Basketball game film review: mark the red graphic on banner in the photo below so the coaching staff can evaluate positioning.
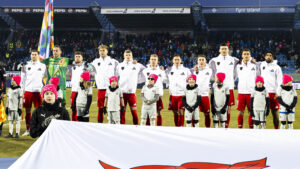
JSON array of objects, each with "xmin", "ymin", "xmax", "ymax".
[{"xmin": 99, "ymin": 158, "xmax": 268, "ymax": 169}]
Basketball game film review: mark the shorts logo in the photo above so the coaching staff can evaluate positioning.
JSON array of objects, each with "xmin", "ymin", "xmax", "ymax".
[
  {"xmin": 240, "ymin": 67, "xmax": 243, "ymax": 70},
  {"xmin": 170, "ymin": 72, "xmax": 174, "ymax": 75},
  {"xmin": 217, "ymin": 62, "xmax": 220, "ymax": 66},
  {"xmin": 121, "ymin": 67, "xmax": 124, "ymax": 70},
  {"xmin": 98, "ymin": 62, "xmax": 101, "ymax": 66}
]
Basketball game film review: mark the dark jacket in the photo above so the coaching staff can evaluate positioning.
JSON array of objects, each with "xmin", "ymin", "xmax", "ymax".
[
  {"xmin": 30, "ymin": 100, "xmax": 70, "ymax": 138},
  {"xmin": 0, "ymin": 65, "xmax": 6, "ymax": 95}
]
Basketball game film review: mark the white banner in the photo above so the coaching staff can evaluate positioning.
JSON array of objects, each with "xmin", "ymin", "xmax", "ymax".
[
  {"xmin": 101, "ymin": 8, "xmax": 190, "ymax": 14},
  {"xmin": 9, "ymin": 120, "xmax": 300, "ymax": 169}
]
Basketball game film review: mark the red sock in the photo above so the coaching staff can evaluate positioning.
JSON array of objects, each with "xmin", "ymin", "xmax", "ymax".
[
  {"xmin": 72, "ymin": 110, "xmax": 77, "ymax": 121},
  {"xmin": 146, "ymin": 117, "xmax": 150, "ymax": 126},
  {"xmin": 131, "ymin": 109, "xmax": 139, "ymax": 125},
  {"xmin": 157, "ymin": 114, "xmax": 162, "ymax": 126},
  {"xmin": 121, "ymin": 108, "xmax": 126, "ymax": 124},
  {"xmin": 174, "ymin": 114, "xmax": 179, "ymax": 126},
  {"xmin": 238, "ymin": 114, "xmax": 244, "ymax": 128},
  {"xmin": 274, "ymin": 125, "xmax": 279, "ymax": 129},
  {"xmin": 248, "ymin": 116, "xmax": 254, "ymax": 129},
  {"xmin": 180, "ymin": 115, "xmax": 185, "ymax": 126},
  {"xmin": 98, "ymin": 108, "xmax": 104, "ymax": 123},
  {"xmin": 226, "ymin": 113, "xmax": 230, "ymax": 128},
  {"xmin": 204, "ymin": 113, "xmax": 211, "ymax": 128},
  {"xmin": 25, "ymin": 113, "xmax": 31, "ymax": 131}
]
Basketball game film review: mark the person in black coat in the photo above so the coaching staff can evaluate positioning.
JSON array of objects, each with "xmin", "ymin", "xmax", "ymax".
[
  {"xmin": 0, "ymin": 62, "xmax": 6, "ymax": 136},
  {"xmin": 30, "ymin": 84, "xmax": 70, "ymax": 138}
]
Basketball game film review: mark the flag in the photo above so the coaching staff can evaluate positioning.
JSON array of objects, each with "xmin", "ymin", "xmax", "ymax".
[
  {"xmin": 8, "ymin": 120, "xmax": 300, "ymax": 169},
  {"xmin": 38, "ymin": 0, "xmax": 54, "ymax": 60}
]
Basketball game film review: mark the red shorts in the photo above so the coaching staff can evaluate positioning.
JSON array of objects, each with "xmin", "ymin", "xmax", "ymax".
[
  {"xmin": 123, "ymin": 93, "xmax": 137, "ymax": 107},
  {"xmin": 70, "ymin": 92, "xmax": 77, "ymax": 107},
  {"xmin": 97, "ymin": 89, "xmax": 106, "ymax": 107},
  {"xmin": 199, "ymin": 96, "xmax": 210, "ymax": 114},
  {"xmin": 168, "ymin": 95, "xmax": 184, "ymax": 110},
  {"xmin": 236, "ymin": 94, "xmax": 251, "ymax": 111},
  {"xmin": 228, "ymin": 89, "xmax": 235, "ymax": 106},
  {"xmin": 23, "ymin": 92, "xmax": 42, "ymax": 109},
  {"xmin": 268, "ymin": 93, "xmax": 280, "ymax": 110},
  {"xmin": 157, "ymin": 97, "xmax": 164, "ymax": 111}
]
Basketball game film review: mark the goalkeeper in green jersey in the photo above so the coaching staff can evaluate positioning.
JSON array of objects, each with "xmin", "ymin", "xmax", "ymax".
[{"xmin": 41, "ymin": 45, "xmax": 71, "ymax": 107}]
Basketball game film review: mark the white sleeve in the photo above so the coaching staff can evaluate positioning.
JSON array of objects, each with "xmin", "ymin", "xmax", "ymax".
[
  {"xmin": 276, "ymin": 66, "xmax": 283, "ymax": 90},
  {"xmin": 20, "ymin": 64, "xmax": 26, "ymax": 92},
  {"xmin": 88, "ymin": 87, "xmax": 93, "ymax": 95}
]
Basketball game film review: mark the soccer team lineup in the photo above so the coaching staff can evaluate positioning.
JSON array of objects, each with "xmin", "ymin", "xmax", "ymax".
[{"xmin": 0, "ymin": 43, "xmax": 298, "ymax": 140}]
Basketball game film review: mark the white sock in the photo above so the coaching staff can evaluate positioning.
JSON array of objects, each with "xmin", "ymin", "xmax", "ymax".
[
  {"xmin": 150, "ymin": 119, "xmax": 156, "ymax": 126},
  {"xmin": 16, "ymin": 119, "xmax": 20, "ymax": 134},
  {"xmin": 141, "ymin": 119, "xmax": 146, "ymax": 126},
  {"xmin": 194, "ymin": 123, "xmax": 199, "ymax": 128},
  {"xmin": 115, "ymin": 121, "xmax": 120, "ymax": 125},
  {"xmin": 220, "ymin": 122, "xmax": 226, "ymax": 128},
  {"xmin": 9, "ymin": 120, "xmax": 13, "ymax": 135},
  {"xmin": 213, "ymin": 122, "xmax": 218, "ymax": 128},
  {"xmin": 108, "ymin": 120, "xmax": 112, "ymax": 124},
  {"xmin": 254, "ymin": 125, "xmax": 259, "ymax": 129},
  {"xmin": 186, "ymin": 123, "xmax": 192, "ymax": 127},
  {"xmin": 280, "ymin": 124, "xmax": 286, "ymax": 129},
  {"xmin": 288, "ymin": 123, "xmax": 293, "ymax": 130},
  {"xmin": 261, "ymin": 123, "xmax": 266, "ymax": 129}
]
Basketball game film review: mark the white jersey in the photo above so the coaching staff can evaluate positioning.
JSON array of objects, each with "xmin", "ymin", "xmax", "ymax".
[
  {"xmin": 211, "ymin": 83, "xmax": 230, "ymax": 111},
  {"xmin": 167, "ymin": 65, "xmax": 191, "ymax": 96},
  {"xmin": 251, "ymin": 88, "xmax": 268, "ymax": 111},
  {"xmin": 76, "ymin": 86, "xmax": 93, "ymax": 108},
  {"xmin": 142, "ymin": 65, "xmax": 167, "ymax": 96},
  {"xmin": 91, "ymin": 56, "xmax": 118, "ymax": 90},
  {"xmin": 69, "ymin": 62, "xmax": 90, "ymax": 92},
  {"xmin": 193, "ymin": 65, "xmax": 212, "ymax": 96},
  {"xmin": 105, "ymin": 87, "xmax": 123, "ymax": 112},
  {"xmin": 7, "ymin": 87, "xmax": 22, "ymax": 111},
  {"xmin": 20, "ymin": 61, "xmax": 47, "ymax": 93},
  {"xmin": 141, "ymin": 85, "xmax": 159, "ymax": 111},
  {"xmin": 259, "ymin": 60, "xmax": 282, "ymax": 93},
  {"xmin": 235, "ymin": 60, "xmax": 259, "ymax": 94},
  {"xmin": 277, "ymin": 86, "xmax": 297, "ymax": 112},
  {"xmin": 117, "ymin": 61, "xmax": 145, "ymax": 94},
  {"xmin": 209, "ymin": 54, "xmax": 239, "ymax": 90},
  {"xmin": 184, "ymin": 85, "xmax": 200, "ymax": 107}
]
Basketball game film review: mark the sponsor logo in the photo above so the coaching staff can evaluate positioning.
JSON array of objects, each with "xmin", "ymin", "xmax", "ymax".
[{"xmin": 99, "ymin": 158, "xmax": 268, "ymax": 169}]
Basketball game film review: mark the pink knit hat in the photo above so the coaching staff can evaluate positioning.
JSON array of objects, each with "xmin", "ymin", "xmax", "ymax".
[
  {"xmin": 255, "ymin": 75, "xmax": 264, "ymax": 85},
  {"xmin": 81, "ymin": 72, "xmax": 90, "ymax": 81},
  {"xmin": 216, "ymin": 72, "xmax": 226, "ymax": 83},
  {"xmin": 12, "ymin": 76, "xmax": 21, "ymax": 86},
  {"xmin": 282, "ymin": 74, "xmax": 293, "ymax": 85},
  {"xmin": 187, "ymin": 74, "xmax": 197, "ymax": 83},
  {"xmin": 109, "ymin": 76, "xmax": 118, "ymax": 84},
  {"xmin": 148, "ymin": 74, "xmax": 158, "ymax": 84},
  {"xmin": 49, "ymin": 77, "xmax": 60, "ymax": 88},
  {"xmin": 42, "ymin": 84, "xmax": 57, "ymax": 99}
]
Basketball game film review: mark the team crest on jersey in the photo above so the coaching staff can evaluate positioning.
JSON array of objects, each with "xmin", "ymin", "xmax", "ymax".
[
  {"xmin": 181, "ymin": 72, "xmax": 185, "ymax": 75},
  {"xmin": 158, "ymin": 74, "xmax": 161, "ymax": 77},
  {"xmin": 217, "ymin": 62, "xmax": 220, "ymax": 65},
  {"xmin": 98, "ymin": 62, "xmax": 101, "ymax": 66},
  {"xmin": 132, "ymin": 67, "xmax": 136, "ymax": 70},
  {"xmin": 229, "ymin": 62, "xmax": 233, "ymax": 65},
  {"xmin": 38, "ymin": 68, "xmax": 42, "ymax": 71},
  {"xmin": 270, "ymin": 69, "xmax": 274, "ymax": 72},
  {"xmin": 147, "ymin": 72, "xmax": 150, "ymax": 76},
  {"xmin": 240, "ymin": 67, "xmax": 243, "ymax": 70},
  {"xmin": 263, "ymin": 66, "xmax": 265, "ymax": 70},
  {"xmin": 121, "ymin": 67, "xmax": 124, "ymax": 70},
  {"xmin": 170, "ymin": 72, "xmax": 174, "ymax": 75},
  {"xmin": 28, "ymin": 67, "xmax": 31, "ymax": 71},
  {"xmin": 196, "ymin": 71, "xmax": 199, "ymax": 75},
  {"xmin": 73, "ymin": 67, "xmax": 76, "ymax": 70}
]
